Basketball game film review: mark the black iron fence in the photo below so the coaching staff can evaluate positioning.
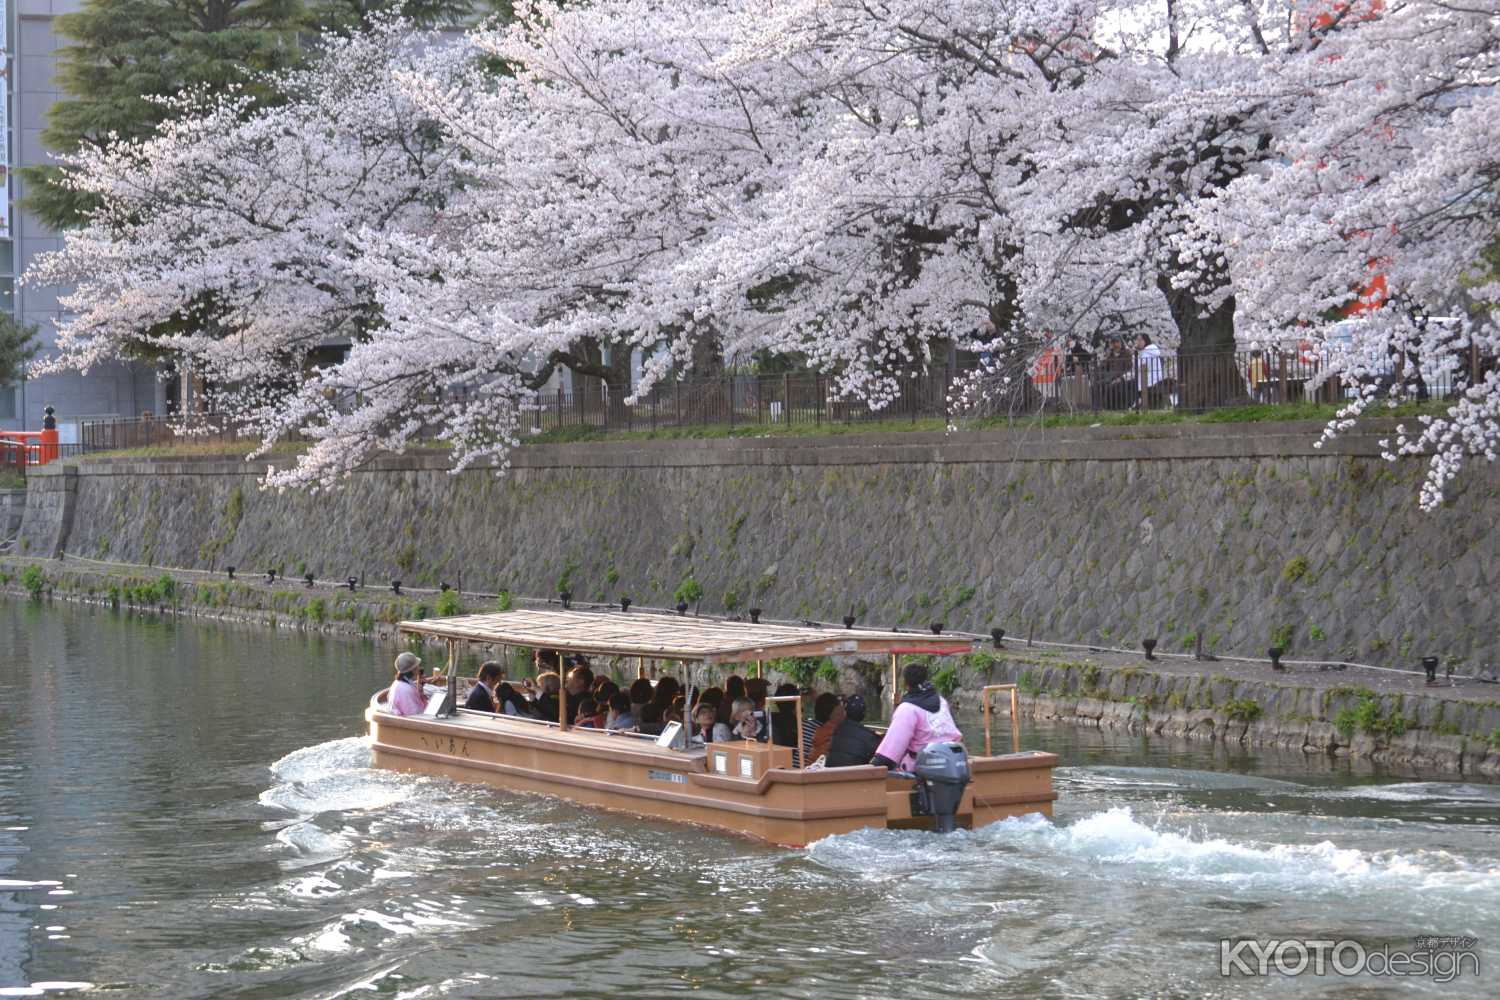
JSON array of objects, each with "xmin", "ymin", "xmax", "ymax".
[{"xmin": 68, "ymin": 345, "xmax": 1494, "ymax": 456}]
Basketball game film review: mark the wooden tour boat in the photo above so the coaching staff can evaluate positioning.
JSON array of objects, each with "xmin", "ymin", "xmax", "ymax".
[{"xmin": 367, "ymin": 609, "xmax": 1058, "ymax": 847}]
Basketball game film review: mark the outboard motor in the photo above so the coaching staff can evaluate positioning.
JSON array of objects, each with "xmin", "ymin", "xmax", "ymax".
[{"xmin": 912, "ymin": 742, "xmax": 971, "ymax": 833}]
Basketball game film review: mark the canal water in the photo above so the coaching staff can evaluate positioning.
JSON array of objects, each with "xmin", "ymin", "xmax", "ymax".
[{"xmin": 1, "ymin": 600, "xmax": 1495, "ymax": 998}]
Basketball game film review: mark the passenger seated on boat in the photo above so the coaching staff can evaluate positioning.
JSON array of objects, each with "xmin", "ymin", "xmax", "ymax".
[
  {"xmin": 800, "ymin": 694, "xmax": 825, "ymax": 762},
  {"xmin": 720, "ymin": 675, "xmax": 747, "ymax": 724},
  {"xmin": 690, "ymin": 702, "xmax": 721, "ymax": 745},
  {"xmin": 871, "ymin": 663, "xmax": 963, "ymax": 770},
  {"xmin": 576, "ymin": 696, "xmax": 606, "ymax": 729},
  {"xmin": 565, "ymin": 665, "xmax": 594, "ymax": 723},
  {"xmin": 695, "ymin": 687, "xmax": 725, "ymax": 721},
  {"xmin": 652, "ymin": 677, "xmax": 680, "ymax": 715},
  {"xmin": 726, "ymin": 698, "xmax": 758, "ymax": 741},
  {"xmin": 666, "ymin": 695, "xmax": 685, "ymax": 725},
  {"xmin": 826, "ymin": 695, "xmax": 881, "ymax": 767},
  {"xmin": 605, "ymin": 692, "xmax": 635, "ymax": 731},
  {"xmin": 636, "ymin": 702, "xmax": 665, "ymax": 737},
  {"xmin": 495, "ymin": 681, "xmax": 532, "ymax": 717},
  {"xmin": 744, "ymin": 678, "xmax": 770, "ymax": 740},
  {"xmin": 532, "ymin": 672, "xmax": 561, "ymax": 720},
  {"xmin": 628, "ymin": 678, "xmax": 653, "ymax": 717},
  {"xmin": 388, "ymin": 652, "xmax": 427, "ymax": 716},
  {"xmin": 810, "ymin": 693, "xmax": 844, "ymax": 762},
  {"xmin": 595, "ymin": 678, "xmax": 620, "ymax": 705},
  {"xmin": 464, "ymin": 662, "xmax": 504, "ymax": 713}
]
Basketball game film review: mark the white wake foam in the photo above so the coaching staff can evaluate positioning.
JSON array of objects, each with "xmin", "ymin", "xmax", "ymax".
[{"xmin": 810, "ymin": 806, "xmax": 1500, "ymax": 897}]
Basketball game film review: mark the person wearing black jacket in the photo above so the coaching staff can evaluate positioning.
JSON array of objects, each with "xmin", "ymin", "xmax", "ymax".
[
  {"xmin": 464, "ymin": 662, "xmax": 504, "ymax": 713},
  {"xmin": 825, "ymin": 694, "xmax": 882, "ymax": 767}
]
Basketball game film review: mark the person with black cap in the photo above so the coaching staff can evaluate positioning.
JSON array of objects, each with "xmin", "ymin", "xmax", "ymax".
[
  {"xmin": 825, "ymin": 694, "xmax": 882, "ymax": 767},
  {"xmin": 871, "ymin": 662, "xmax": 962, "ymax": 770}
]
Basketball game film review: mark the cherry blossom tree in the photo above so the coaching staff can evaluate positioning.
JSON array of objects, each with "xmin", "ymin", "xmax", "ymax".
[
  {"xmin": 28, "ymin": 0, "xmax": 1500, "ymax": 506},
  {"xmin": 27, "ymin": 16, "xmax": 469, "ymax": 435}
]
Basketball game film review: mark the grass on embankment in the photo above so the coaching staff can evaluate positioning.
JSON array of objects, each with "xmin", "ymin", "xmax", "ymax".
[{"xmin": 523, "ymin": 399, "xmax": 1447, "ymax": 445}]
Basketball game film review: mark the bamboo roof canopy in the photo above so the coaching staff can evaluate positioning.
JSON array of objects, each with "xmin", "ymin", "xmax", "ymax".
[{"xmin": 398, "ymin": 608, "xmax": 977, "ymax": 664}]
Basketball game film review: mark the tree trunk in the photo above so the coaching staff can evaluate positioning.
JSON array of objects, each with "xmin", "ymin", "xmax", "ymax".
[
  {"xmin": 569, "ymin": 338, "xmax": 605, "ymax": 424},
  {"xmin": 605, "ymin": 344, "xmax": 634, "ymax": 426},
  {"xmin": 1156, "ymin": 269, "xmax": 1246, "ymax": 410},
  {"xmin": 683, "ymin": 331, "xmax": 727, "ymax": 424}
]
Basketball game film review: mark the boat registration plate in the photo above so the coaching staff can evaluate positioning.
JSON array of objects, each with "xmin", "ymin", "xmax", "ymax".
[{"xmin": 647, "ymin": 769, "xmax": 688, "ymax": 784}]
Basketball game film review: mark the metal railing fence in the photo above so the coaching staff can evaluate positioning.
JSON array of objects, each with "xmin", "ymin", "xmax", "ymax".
[{"xmin": 69, "ymin": 344, "xmax": 1495, "ymax": 455}]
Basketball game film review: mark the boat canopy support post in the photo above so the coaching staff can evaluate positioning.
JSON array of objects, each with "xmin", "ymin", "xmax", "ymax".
[
  {"xmin": 981, "ymin": 684, "xmax": 1022, "ymax": 756},
  {"xmin": 890, "ymin": 652, "xmax": 900, "ymax": 713},
  {"xmin": 765, "ymin": 694, "xmax": 804, "ymax": 768}
]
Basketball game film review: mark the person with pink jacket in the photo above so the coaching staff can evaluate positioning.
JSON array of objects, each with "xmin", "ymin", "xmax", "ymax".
[
  {"xmin": 388, "ymin": 652, "xmax": 428, "ymax": 716},
  {"xmin": 871, "ymin": 662, "xmax": 963, "ymax": 770}
]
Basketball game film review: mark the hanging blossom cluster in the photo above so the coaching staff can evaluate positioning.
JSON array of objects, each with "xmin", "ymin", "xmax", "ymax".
[{"xmin": 24, "ymin": 1, "xmax": 1500, "ymax": 505}]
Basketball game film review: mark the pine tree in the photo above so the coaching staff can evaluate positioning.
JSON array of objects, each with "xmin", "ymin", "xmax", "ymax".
[
  {"xmin": 0, "ymin": 315, "xmax": 39, "ymax": 391},
  {"xmin": 22, "ymin": 0, "xmax": 307, "ymax": 230}
]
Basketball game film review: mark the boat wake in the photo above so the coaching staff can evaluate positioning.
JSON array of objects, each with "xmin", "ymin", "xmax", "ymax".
[{"xmin": 809, "ymin": 804, "xmax": 1500, "ymax": 899}]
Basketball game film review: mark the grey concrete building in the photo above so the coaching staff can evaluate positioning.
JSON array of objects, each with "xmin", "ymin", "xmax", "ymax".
[{"xmin": 4, "ymin": 0, "xmax": 158, "ymax": 438}]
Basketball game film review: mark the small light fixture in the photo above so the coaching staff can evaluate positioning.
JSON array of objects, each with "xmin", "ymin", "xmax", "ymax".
[
  {"xmin": 990, "ymin": 627, "xmax": 1005, "ymax": 648},
  {"xmin": 676, "ymin": 601, "xmax": 689, "ymax": 615},
  {"xmin": 619, "ymin": 596, "xmax": 631, "ymax": 612},
  {"xmin": 1422, "ymin": 656, "xmax": 1439, "ymax": 686},
  {"xmin": 303, "ymin": 572, "xmax": 314, "ymax": 588},
  {"xmin": 1268, "ymin": 646, "xmax": 1284, "ymax": 671},
  {"xmin": 391, "ymin": 580, "xmax": 402, "ymax": 595},
  {"xmin": 560, "ymin": 590, "xmax": 572, "ymax": 609},
  {"xmin": 843, "ymin": 613, "xmax": 856, "ymax": 629},
  {"xmin": 748, "ymin": 608, "xmax": 761, "ymax": 624},
  {"xmin": 347, "ymin": 576, "xmax": 358, "ymax": 592},
  {"xmin": 1142, "ymin": 637, "xmax": 1158, "ymax": 660},
  {"xmin": 266, "ymin": 569, "xmax": 277, "ymax": 584},
  {"xmin": 226, "ymin": 566, "xmax": 235, "ymax": 580},
  {"xmin": 929, "ymin": 622, "xmax": 944, "ymax": 635}
]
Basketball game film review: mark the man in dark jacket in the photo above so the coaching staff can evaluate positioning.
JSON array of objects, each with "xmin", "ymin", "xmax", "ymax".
[
  {"xmin": 464, "ymin": 661, "xmax": 503, "ymax": 713},
  {"xmin": 825, "ymin": 694, "xmax": 882, "ymax": 767}
]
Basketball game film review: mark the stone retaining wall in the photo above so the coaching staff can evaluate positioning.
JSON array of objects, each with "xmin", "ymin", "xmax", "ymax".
[{"xmin": 16, "ymin": 420, "xmax": 1499, "ymax": 668}]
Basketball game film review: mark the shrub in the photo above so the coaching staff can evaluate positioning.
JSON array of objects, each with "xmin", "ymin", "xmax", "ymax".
[
  {"xmin": 777, "ymin": 657, "xmax": 820, "ymax": 688},
  {"xmin": 814, "ymin": 657, "xmax": 840, "ymax": 685},
  {"xmin": 304, "ymin": 597, "xmax": 327, "ymax": 624},
  {"xmin": 20, "ymin": 564, "xmax": 45, "ymax": 600},
  {"xmin": 496, "ymin": 589, "xmax": 513, "ymax": 612},
  {"xmin": 1335, "ymin": 695, "xmax": 1406, "ymax": 741},
  {"xmin": 1282, "ymin": 555, "xmax": 1310, "ymax": 583},
  {"xmin": 356, "ymin": 608, "xmax": 375, "ymax": 633},
  {"xmin": 1221, "ymin": 697, "xmax": 1263, "ymax": 723},
  {"xmin": 674, "ymin": 574, "xmax": 704, "ymax": 609},
  {"xmin": 930, "ymin": 661, "xmax": 960, "ymax": 698},
  {"xmin": 1018, "ymin": 670, "xmax": 1041, "ymax": 697},
  {"xmin": 435, "ymin": 589, "xmax": 463, "ymax": 617}
]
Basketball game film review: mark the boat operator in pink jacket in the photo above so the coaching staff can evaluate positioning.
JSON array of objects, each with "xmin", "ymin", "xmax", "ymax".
[{"xmin": 871, "ymin": 662, "xmax": 963, "ymax": 770}]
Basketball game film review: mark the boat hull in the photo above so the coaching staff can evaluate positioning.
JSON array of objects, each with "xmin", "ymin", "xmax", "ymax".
[{"xmin": 369, "ymin": 708, "xmax": 1056, "ymax": 847}]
